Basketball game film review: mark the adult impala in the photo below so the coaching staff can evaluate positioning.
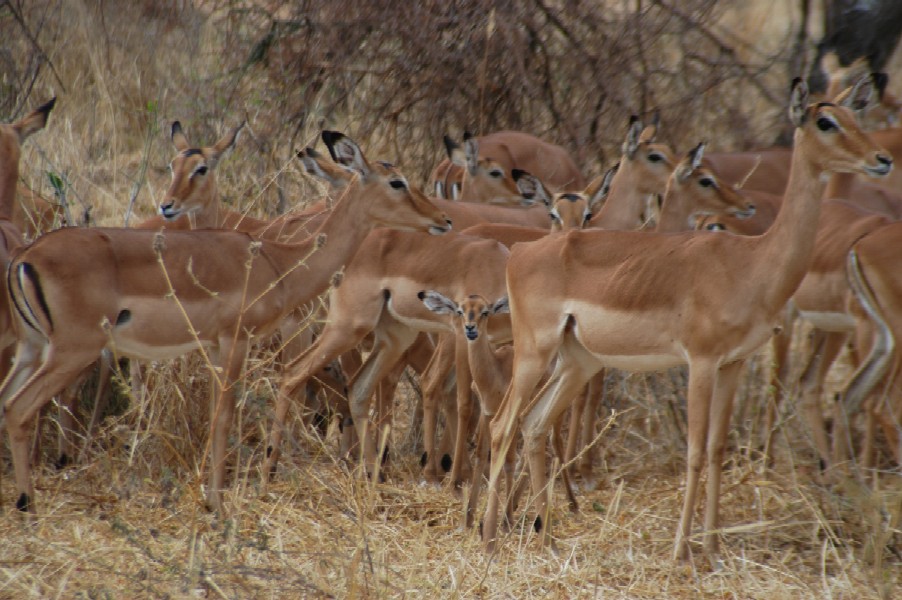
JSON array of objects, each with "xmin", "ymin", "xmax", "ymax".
[
  {"xmin": 0, "ymin": 130, "xmax": 450, "ymax": 513},
  {"xmin": 480, "ymin": 76, "xmax": 891, "ymax": 560}
]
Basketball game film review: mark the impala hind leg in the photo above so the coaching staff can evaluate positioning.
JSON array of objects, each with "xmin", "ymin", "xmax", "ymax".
[
  {"xmin": 3, "ymin": 345, "xmax": 99, "ymax": 512},
  {"xmin": 521, "ymin": 359, "xmax": 596, "ymax": 550},
  {"xmin": 263, "ymin": 322, "xmax": 366, "ymax": 484},
  {"xmin": 347, "ymin": 319, "xmax": 418, "ymax": 480},
  {"xmin": 419, "ymin": 334, "xmax": 455, "ymax": 483}
]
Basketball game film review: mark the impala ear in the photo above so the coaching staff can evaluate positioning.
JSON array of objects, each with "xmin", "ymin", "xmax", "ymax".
[
  {"xmin": 623, "ymin": 115, "xmax": 643, "ymax": 159},
  {"xmin": 463, "ymin": 133, "xmax": 479, "ymax": 174},
  {"xmin": 418, "ymin": 290, "xmax": 458, "ymax": 315},
  {"xmin": 13, "ymin": 97, "xmax": 56, "ymax": 143},
  {"xmin": 513, "ymin": 169, "xmax": 552, "ymax": 206},
  {"xmin": 491, "ymin": 296, "xmax": 510, "ymax": 315},
  {"xmin": 323, "ymin": 130, "xmax": 370, "ymax": 178},
  {"xmin": 445, "ymin": 135, "xmax": 467, "ymax": 169},
  {"xmin": 639, "ymin": 110, "xmax": 660, "ymax": 143},
  {"xmin": 676, "ymin": 142, "xmax": 705, "ymax": 182},
  {"xmin": 587, "ymin": 164, "xmax": 617, "ymax": 212},
  {"xmin": 208, "ymin": 121, "xmax": 244, "ymax": 169},
  {"xmin": 837, "ymin": 73, "xmax": 876, "ymax": 112},
  {"xmin": 171, "ymin": 121, "xmax": 189, "ymax": 152},
  {"xmin": 789, "ymin": 77, "xmax": 809, "ymax": 127}
]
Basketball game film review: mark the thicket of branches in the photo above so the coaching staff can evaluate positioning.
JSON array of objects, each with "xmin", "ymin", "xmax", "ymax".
[
  {"xmin": 224, "ymin": 0, "xmax": 794, "ymax": 181},
  {"xmin": 0, "ymin": 1, "xmax": 864, "ymax": 207}
]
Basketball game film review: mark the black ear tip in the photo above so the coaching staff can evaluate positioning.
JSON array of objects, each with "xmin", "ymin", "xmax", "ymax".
[
  {"xmin": 41, "ymin": 97, "xmax": 57, "ymax": 113},
  {"xmin": 629, "ymin": 114, "xmax": 640, "ymax": 125},
  {"xmin": 321, "ymin": 130, "xmax": 339, "ymax": 145},
  {"xmin": 511, "ymin": 168, "xmax": 527, "ymax": 181},
  {"xmin": 463, "ymin": 130, "xmax": 474, "ymax": 141},
  {"xmin": 171, "ymin": 121, "xmax": 183, "ymax": 136},
  {"xmin": 873, "ymin": 72, "xmax": 889, "ymax": 95},
  {"xmin": 417, "ymin": 290, "xmax": 426, "ymax": 300}
]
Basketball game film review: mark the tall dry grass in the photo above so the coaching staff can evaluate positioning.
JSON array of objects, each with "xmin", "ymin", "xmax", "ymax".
[{"xmin": 1, "ymin": 1, "xmax": 900, "ymax": 598}]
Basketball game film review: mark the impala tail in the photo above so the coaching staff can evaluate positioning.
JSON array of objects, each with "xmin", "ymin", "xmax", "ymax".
[
  {"xmin": 841, "ymin": 249, "xmax": 895, "ymax": 413},
  {"xmin": 8, "ymin": 260, "xmax": 54, "ymax": 337}
]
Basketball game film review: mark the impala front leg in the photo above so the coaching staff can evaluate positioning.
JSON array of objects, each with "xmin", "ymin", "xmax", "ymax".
[
  {"xmin": 448, "ymin": 334, "xmax": 474, "ymax": 488},
  {"xmin": 674, "ymin": 359, "xmax": 716, "ymax": 561},
  {"xmin": 206, "ymin": 339, "xmax": 247, "ymax": 513},
  {"xmin": 703, "ymin": 360, "xmax": 743, "ymax": 559}
]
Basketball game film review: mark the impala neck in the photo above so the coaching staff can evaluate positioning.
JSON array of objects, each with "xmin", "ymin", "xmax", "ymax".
[
  {"xmin": 194, "ymin": 184, "xmax": 226, "ymax": 229},
  {"xmin": 754, "ymin": 132, "xmax": 826, "ymax": 310},
  {"xmin": 592, "ymin": 169, "xmax": 645, "ymax": 230},
  {"xmin": 823, "ymin": 171, "xmax": 853, "ymax": 200},
  {"xmin": 655, "ymin": 182, "xmax": 697, "ymax": 232},
  {"xmin": 467, "ymin": 334, "xmax": 504, "ymax": 401},
  {"xmin": 265, "ymin": 180, "xmax": 372, "ymax": 297}
]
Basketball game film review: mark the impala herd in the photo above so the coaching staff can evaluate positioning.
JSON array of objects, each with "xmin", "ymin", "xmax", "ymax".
[{"xmin": 1, "ymin": 73, "xmax": 901, "ymax": 565}]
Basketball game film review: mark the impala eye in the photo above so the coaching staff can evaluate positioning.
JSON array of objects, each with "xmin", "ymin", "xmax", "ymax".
[
  {"xmin": 816, "ymin": 116, "xmax": 838, "ymax": 132},
  {"xmin": 648, "ymin": 152, "xmax": 664, "ymax": 163},
  {"xmin": 481, "ymin": 310, "xmax": 490, "ymax": 318},
  {"xmin": 489, "ymin": 169, "xmax": 504, "ymax": 178},
  {"xmin": 389, "ymin": 179, "xmax": 407, "ymax": 189},
  {"xmin": 699, "ymin": 177, "xmax": 715, "ymax": 188},
  {"xmin": 192, "ymin": 165, "xmax": 208, "ymax": 177}
]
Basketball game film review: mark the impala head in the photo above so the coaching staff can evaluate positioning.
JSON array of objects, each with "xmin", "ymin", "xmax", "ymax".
[
  {"xmin": 513, "ymin": 168, "xmax": 608, "ymax": 231},
  {"xmin": 666, "ymin": 141, "xmax": 756, "ymax": 221},
  {"xmin": 159, "ymin": 120, "xmax": 244, "ymax": 221},
  {"xmin": 418, "ymin": 291, "xmax": 509, "ymax": 341},
  {"xmin": 619, "ymin": 113, "xmax": 676, "ymax": 197},
  {"xmin": 322, "ymin": 130, "xmax": 451, "ymax": 234},
  {"xmin": 445, "ymin": 132, "xmax": 521, "ymax": 204},
  {"xmin": 0, "ymin": 97, "xmax": 55, "ymax": 209},
  {"xmin": 791, "ymin": 75, "xmax": 893, "ymax": 177}
]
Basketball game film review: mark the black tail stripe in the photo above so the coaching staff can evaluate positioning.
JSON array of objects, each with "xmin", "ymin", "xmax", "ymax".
[
  {"xmin": 7, "ymin": 262, "xmax": 40, "ymax": 333},
  {"xmin": 21, "ymin": 263, "xmax": 53, "ymax": 333}
]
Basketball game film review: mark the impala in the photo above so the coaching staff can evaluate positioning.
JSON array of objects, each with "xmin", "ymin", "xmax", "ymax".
[
  {"xmin": 431, "ymin": 130, "xmax": 585, "ymax": 201},
  {"xmin": 0, "ymin": 130, "xmax": 450, "ymax": 513},
  {"xmin": 54, "ymin": 124, "xmax": 348, "ymax": 466},
  {"xmin": 480, "ymin": 77, "xmax": 891, "ymax": 560},
  {"xmin": 0, "ymin": 97, "xmax": 56, "ymax": 375}
]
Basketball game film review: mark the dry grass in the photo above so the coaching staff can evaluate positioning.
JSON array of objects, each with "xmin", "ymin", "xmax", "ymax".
[{"xmin": 2, "ymin": 1, "xmax": 901, "ymax": 598}]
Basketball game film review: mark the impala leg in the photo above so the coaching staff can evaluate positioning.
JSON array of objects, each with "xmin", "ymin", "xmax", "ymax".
[
  {"xmin": 579, "ymin": 369, "xmax": 605, "ymax": 488},
  {"xmin": 81, "ymin": 354, "xmax": 114, "ymax": 461},
  {"xmin": 674, "ymin": 359, "xmax": 716, "ymax": 562},
  {"xmin": 483, "ymin": 346, "xmax": 556, "ymax": 553},
  {"xmin": 551, "ymin": 414, "xmax": 579, "ymax": 512},
  {"xmin": 464, "ymin": 413, "xmax": 489, "ymax": 528},
  {"xmin": 564, "ymin": 383, "xmax": 587, "ymax": 479},
  {"xmin": 3, "ymin": 344, "xmax": 98, "ymax": 512},
  {"xmin": 263, "ymin": 322, "xmax": 366, "ymax": 484},
  {"xmin": 206, "ymin": 338, "xmax": 248, "ymax": 513},
  {"xmin": 420, "ymin": 334, "xmax": 454, "ymax": 483},
  {"xmin": 347, "ymin": 319, "xmax": 418, "ymax": 479},
  {"xmin": 798, "ymin": 331, "xmax": 846, "ymax": 471},
  {"xmin": 763, "ymin": 309, "xmax": 794, "ymax": 465},
  {"xmin": 449, "ymin": 334, "xmax": 475, "ymax": 488},
  {"xmin": 703, "ymin": 360, "xmax": 743, "ymax": 559}
]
